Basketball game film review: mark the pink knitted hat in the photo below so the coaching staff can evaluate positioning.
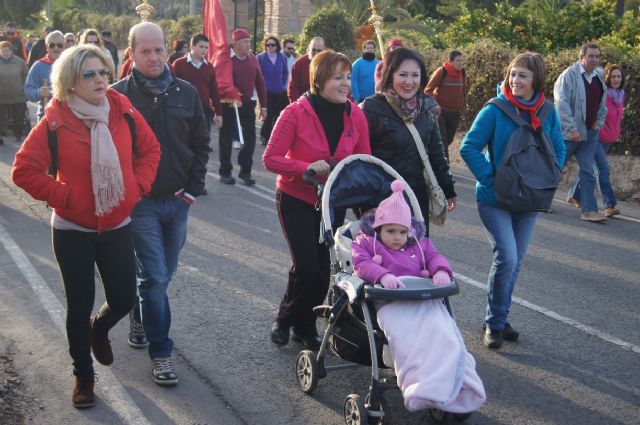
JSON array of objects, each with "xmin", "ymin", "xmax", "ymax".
[{"xmin": 373, "ymin": 180, "xmax": 411, "ymax": 230}]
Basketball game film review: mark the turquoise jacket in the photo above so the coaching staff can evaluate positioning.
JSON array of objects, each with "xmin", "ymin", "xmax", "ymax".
[
  {"xmin": 350, "ymin": 56, "xmax": 379, "ymax": 103},
  {"xmin": 460, "ymin": 93, "xmax": 566, "ymax": 208}
]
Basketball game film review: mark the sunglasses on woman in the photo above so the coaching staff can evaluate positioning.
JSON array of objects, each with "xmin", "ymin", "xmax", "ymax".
[
  {"xmin": 48, "ymin": 43, "xmax": 64, "ymax": 49},
  {"xmin": 81, "ymin": 68, "xmax": 110, "ymax": 79},
  {"xmin": 266, "ymin": 43, "xmax": 277, "ymax": 47}
]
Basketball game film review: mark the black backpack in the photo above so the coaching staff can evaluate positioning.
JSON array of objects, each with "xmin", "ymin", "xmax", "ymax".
[
  {"xmin": 487, "ymin": 98, "xmax": 560, "ymax": 212},
  {"xmin": 47, "ymin": 113, "xmax": 137, "ymax": 177}
]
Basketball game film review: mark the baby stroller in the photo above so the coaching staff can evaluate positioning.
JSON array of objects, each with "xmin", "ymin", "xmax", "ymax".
[{"xmin": 295, "ymin": 154, "xmax": 471, "ymax": 424}]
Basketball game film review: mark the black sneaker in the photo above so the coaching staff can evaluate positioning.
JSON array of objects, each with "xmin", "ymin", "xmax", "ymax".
[
  {"xmin": 219, "ymin": 175, "xmax": 236, "ymax": 185},
  {"xmin": 238, "ymin": 173, "xmax": 256, "ymax": 186},
  {"xmin": 271, "ymin": 321, "xmax": 290, "ymax": 345},
  {"xmin": 483, "ymin": 328, "xmax": 503, "ymax": 349},
  {"xmin": 482, "ymin": 322, "xmax": 519, "ymax": 341},
  {"xmin": 128, "ymin": 311, "xmax": 148, "ymax": 349},
  {"xmin": 152, "ymin": 357, "xmax": 178, "ymax": 386},
  {"xmin": 501, "ymin": 323, "xmax": 519, "ymax": 341}
]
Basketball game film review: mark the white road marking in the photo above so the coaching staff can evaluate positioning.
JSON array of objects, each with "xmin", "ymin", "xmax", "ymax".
[
  {"xmin": 0, "ymin": 221, "xmax": 151, "ymax": 425},
  {"xmin": 228, "ymin": 177, "xmax": 640, "ymax": 354},
  {"xmin": 454, "ymin": 273, "xmax": 640, "ymax": 354}
]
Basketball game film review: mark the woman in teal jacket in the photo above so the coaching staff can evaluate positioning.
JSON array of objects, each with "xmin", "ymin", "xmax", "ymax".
[{"xmin": 460, "ymin": 52, "xmax": 565, "ymax": 349}]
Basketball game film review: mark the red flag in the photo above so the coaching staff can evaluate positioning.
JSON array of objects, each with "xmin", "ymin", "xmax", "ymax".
[{"xmin": 203, "ymin": 0, "xmax": 240, "ymax": 103}]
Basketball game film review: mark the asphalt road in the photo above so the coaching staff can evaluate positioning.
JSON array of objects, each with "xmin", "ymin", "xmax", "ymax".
[{"xmin": 0, "ymin": 128, "xmax": 638, "ymax": 425}]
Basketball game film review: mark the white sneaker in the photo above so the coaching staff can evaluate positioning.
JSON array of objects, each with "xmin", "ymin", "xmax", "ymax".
[{"xmin": 232, "ymin": 140, "xmax": 241, "ymax": 150}]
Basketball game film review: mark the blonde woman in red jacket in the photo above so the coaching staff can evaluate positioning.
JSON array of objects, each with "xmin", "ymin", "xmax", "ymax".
[
  {"xmin": 263, "ymin": 50, "xmax": 371, "ymax": 349},
  {"xmin": 11, "ymin": 44, "xmax": 160, "ymax": 408}
]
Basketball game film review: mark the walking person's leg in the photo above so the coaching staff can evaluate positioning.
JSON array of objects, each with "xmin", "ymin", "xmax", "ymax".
[
  {"xmin": 130, "ymin": 199, "xmax": 179, "ymax": 385},
  {"xmin": 218, "ymin": 104, "xmax": 236, "ymax": 182},
  {"xmin": 92, "ymin": 225, "xmax": 137, "ymax": 366},
  {"xmin": 595, "ymin": 142, "xmax": 618, "ymax": 214},
  {"xmin": 564, "ymin": 140, "xmax": 581, "ymax": 205},
  {"xmin": 10, "ymin": 102, "xmax": 26, "ymax": 140},
  {"xmin": 52, "ymin": 229, "xmax": 98, "ymax": 407},
  {"xmin": 271, "ymin": 191, "xmax": 324, "ymax": 348},
  {"xmin": 237, "ymin": 102, "xmax": 257, "ymax": 185},
  {"xmin": 437, "ymin": 112, "xmax": 449, "ymax": 160},
  {"xmin": 575, "ymin": 129, "xmax": 603, "ymax": 218},
  {"xmin": 477, "ymin": 201, "xmax": 518, "ymax": 349}
]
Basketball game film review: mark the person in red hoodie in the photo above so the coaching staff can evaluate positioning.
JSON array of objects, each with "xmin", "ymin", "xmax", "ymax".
[
  {"xmin": 263, "ymin": 50, "xmax": 371, "ymax": 349},
  {"xmin": 11, "ymin": 44, "xmax": 160, "ymax": 409},
  {"xmin": 287, "ymin": 36, "xmax": 325, "ymax": 103}
]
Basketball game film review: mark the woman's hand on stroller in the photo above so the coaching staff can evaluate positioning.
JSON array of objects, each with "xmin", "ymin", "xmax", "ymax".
[
  {"xmin": 307, "ymin": 160, "xmax": 331, "ymax": 176},
  {"xmin": 380, "ymin": 273, "xmax": 406, "ymax": 289},
  {"xmin": 432, "ymin": 270, "xmax": 451, "ymax": 286}
]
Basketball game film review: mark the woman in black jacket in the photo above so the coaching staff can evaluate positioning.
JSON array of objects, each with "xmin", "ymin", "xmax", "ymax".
[{"xmin": 361, "ymin": 48, "xmax": 456, "ymax": 234}]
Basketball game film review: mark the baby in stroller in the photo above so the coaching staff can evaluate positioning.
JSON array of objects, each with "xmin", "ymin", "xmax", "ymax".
[{"xmin": 351, "ymin": 180, "xmax": 486, "ymax": 414}]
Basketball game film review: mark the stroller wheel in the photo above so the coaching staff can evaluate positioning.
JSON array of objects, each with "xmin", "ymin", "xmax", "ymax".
[
  {"xmin": 344, "ymin": 394, "xmax": 368, "ymax": 425},
  {"xmin": 296, "ymin": 350, "xmax": 319, "ymax": 394},
  {"xmin": 428, "ymin": 408, "xmax": 448, "ymax": 423},
  {"xmin": 452, "ymin": 412, "xmax": 473, "ymax": 421}
]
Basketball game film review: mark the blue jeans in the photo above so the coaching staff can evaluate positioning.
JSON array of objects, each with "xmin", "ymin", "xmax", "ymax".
[
  {"xmin": 568, "ymin": 142, "xmax": 617, "ymax": 208},
  {"xmin": 477, "ymin": 201, "xmax": 538, "ymax": 330},
  {"xmin": 564, "ymin": 129, "xmax": 600, "ymax": 213},
  {"xmin": 131, "ymin": 197, "xmax": 191, "ymax": 358}
]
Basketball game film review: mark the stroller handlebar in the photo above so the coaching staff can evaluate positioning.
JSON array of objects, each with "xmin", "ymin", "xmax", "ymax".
[{"xmin": 302, "ymin": 169, "xmax": 321, "ymax": 188}]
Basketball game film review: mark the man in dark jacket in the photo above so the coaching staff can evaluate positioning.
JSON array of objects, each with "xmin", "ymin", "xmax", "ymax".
[
  {"xmin": 101, "ymin": 29, "xmax": 119, "ymax": 75},
  {"xmin": 27, "ymin": 27, "xmax": 53, "ymax": 69},
  {"xmin": 112, "ymin": 21, "xmax": 209, "ymax": 387}
]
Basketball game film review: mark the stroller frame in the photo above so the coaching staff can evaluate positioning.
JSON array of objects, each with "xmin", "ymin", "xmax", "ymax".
[{"xmin": 294, "ymin": 155, "xmax": 461, "ymax": 425}]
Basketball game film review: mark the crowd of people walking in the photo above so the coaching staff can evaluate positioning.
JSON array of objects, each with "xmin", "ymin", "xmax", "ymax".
[{"xmin": 2, "ymin": 16, "xmax": 629, "ymax": 411}]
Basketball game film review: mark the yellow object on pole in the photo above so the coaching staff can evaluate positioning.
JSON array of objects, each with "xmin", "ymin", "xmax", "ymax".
[
  {"xmin": 368, "ymin": 0, "xmax": 385, "ymax": 59},
  {"xmin": 136, "ymin": 0, "xmax": 156, "ymax": 21}
]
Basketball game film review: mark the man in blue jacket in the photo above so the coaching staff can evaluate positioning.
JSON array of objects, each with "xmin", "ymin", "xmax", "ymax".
[{"xmin": 350, "ymin": 40, "xmax": 379, "ymax": 103}]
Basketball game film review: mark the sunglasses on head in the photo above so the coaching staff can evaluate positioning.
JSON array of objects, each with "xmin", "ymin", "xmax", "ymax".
[
  {"xmin": 286, "ymin": 47, "xmax": 295, "ymax": 51},
  {"xmin": 48, "ymin": 42, "xmax": 64, "ymax": 49},
  {"xmin": 266, "ymin": 43, "xmax": 277, "ymax": 47},
  {"xmin": 81, "ymin": 68, "xmax": 110, "ymax": 79}
]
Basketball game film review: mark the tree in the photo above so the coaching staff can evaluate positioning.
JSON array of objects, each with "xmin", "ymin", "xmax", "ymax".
[{"xmin": 0, "ymin": 0, "xmax": 46, "ymax": 26}]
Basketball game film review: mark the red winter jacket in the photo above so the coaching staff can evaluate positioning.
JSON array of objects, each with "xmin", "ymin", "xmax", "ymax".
[
  {"xmin": 262, "ymin": 95, "xmax": 371, "ymax": 205},
  {"xmin": 12, "ymin": 89, "xmax": 161, "ymax": 232}
]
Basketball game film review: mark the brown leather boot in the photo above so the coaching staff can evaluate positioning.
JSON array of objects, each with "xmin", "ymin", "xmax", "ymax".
[
  {"xmin": 91, "ymin": 316, "xmax": 113, "ymax": 365},
  {"xmin": 72, "ymin": 373, "xmax": 95, "ymax": 408}
]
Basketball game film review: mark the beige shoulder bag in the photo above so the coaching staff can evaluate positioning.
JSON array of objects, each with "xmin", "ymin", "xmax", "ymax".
[{"xmin": 405, "ymin": 122, "xmax": 447, "ymax": 225}]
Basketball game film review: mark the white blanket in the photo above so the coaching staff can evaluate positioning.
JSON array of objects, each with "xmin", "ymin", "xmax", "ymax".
[{"xmin": 377, "ymin": 300, "xmax": 486, "ymax": 413}]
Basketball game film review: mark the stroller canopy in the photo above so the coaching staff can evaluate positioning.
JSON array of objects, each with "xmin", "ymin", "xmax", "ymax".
[{"xmin": 321, "ymin": 154, "xmax": 424, "ymax": 237}]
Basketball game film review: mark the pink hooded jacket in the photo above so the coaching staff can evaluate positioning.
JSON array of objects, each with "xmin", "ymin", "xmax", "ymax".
[{"xmin": 351, "ymin": 213, "xmax": 452, "ymax": 284}]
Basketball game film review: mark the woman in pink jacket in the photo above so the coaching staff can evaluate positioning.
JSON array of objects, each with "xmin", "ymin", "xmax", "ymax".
[
  {"xmin": 263, "ymin": 50, "xmax": 371, "ymax": 349},
  {"xmin": 569, "ymin": 64, "xmax": 624, "ymax": 216}
]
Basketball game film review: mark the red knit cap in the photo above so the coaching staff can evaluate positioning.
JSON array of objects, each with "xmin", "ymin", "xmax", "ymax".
[
  {"xmin": 388, "ymin": 39, "xmax": 403, "ymax": 49},
  {"xmin": 232, "ymin": 28, "xmax": 251, "ymax": 41}
]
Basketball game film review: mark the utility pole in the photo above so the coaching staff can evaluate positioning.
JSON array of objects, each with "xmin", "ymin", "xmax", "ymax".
[{"xmin": 189, "ymin": 0, "xmax": 196, "ymax": 15}]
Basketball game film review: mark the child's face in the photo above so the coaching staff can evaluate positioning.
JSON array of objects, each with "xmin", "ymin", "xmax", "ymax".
[{"xmin": 379, "ymin": 224, "xmax": 409, "ymax": 251}]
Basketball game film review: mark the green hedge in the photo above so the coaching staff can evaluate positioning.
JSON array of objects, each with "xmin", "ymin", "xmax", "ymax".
[
  {"xmin": 423, "ymin": 39, "xmax": 639, "ymax": 156},
  {"xmin": 51, "ymin": 10, "xmax": 203, "ymax": 49}
]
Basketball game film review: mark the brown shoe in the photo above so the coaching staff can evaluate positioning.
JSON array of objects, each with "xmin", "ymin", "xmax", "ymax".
[
  {"xmin": 604, "ymin": 207, "xmax": 620, "ymax": 217},
  {"xmin": 90, "ymin": 316, "xmax": 113, "ymax": 366},
  {"xmin": 72, "ymin": 373, "xmax": 95, "ymax": 408},
  {"xmin": 580, "ymin": 211, "xmax": 607, "ymax": 222},
  {"xmin": 567, "ymin": 197, "xmax": 581, "ymax": 208}
]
